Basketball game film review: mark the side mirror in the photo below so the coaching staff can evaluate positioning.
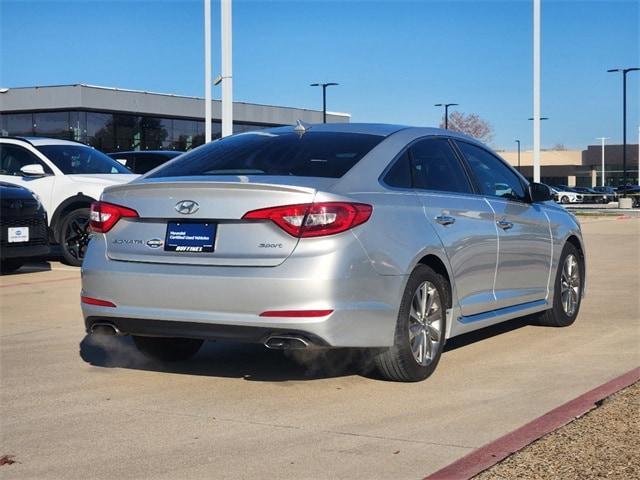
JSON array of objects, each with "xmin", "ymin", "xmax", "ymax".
[
  {"xmin": 529, "ymin": 182, "xmax": 552, "ymax": 203},
  {"xmin": 20, "ymin": 164, "xmax": 46, "ymax": 177}
]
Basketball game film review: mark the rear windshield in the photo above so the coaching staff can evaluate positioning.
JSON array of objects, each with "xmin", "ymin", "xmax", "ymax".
[{"xmin": 146, "ymin": 131, "xmax": 384, "ymax": 179}]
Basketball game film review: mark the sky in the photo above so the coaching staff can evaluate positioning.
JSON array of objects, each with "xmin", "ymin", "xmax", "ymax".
[{"xmin": 1, "ymin": 0, "xmax": 638, "ymax": 150}]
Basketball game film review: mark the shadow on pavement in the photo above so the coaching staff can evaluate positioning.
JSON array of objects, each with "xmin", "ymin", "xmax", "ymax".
[
  {"xmin": 79, "ymin": 334, "xmax": 374, "ymax": 382},
  {"xmin": 80, "ymin": 316, "xmax": 536, "ymax": 382},
  {"xmin": 1, "ymin": 260, "xmax": 52, "ymax": 276}
]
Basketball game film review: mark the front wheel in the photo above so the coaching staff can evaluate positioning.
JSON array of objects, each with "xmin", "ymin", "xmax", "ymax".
[
  {"xmin": 132, "ymin": 336, "xmax": 204, "ymax": 362},
  {"xmin": 374, "ymin": 265, "xmax": 449, "ymax": 382},
  {"xmin": 560, "ymin": 196, "xmax": 570, "ymax": 204},
  {"xmin": 60, "ymin": 208, "xmax": 91, "ymax": 267},
  {"xmin": 536, "ymin": 242, "xmax": 583, "ymax": 327}
]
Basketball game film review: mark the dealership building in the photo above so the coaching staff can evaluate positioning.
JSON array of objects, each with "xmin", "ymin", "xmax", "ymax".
[
  {"xmin": 1, "ymin": 84, "xmax": 638, "ymax": 187},
  {"xmin": 0, "ymin": 84, "xmax": 350, "ymax": 152}
]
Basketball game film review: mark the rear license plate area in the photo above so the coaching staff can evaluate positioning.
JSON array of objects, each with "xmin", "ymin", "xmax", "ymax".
[{"xmin": 165, "ymin": 222, "xmax": 216, "ymax": 253}]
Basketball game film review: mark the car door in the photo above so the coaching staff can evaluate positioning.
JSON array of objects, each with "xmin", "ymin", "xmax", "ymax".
[
  {"xmin": 455, "ymin": 140, "xmax": 552, "ymax": 309},
  {"xmin": 0, "ymin": 142, "xmax": 57, "ymax": 215},
  {"xmin": 407, "ymin": 137, "xmax": 498, "ymax": 317}
]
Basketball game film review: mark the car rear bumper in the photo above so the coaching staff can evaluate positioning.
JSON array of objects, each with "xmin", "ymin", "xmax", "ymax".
[{"xmin": 81, "ymin": 235, "xmax": 406, "ymax": 347}]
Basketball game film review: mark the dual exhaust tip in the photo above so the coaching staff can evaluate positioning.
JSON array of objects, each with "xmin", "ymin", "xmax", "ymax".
[{"xmin": 90, "ymin": 323, "xmax": 311, "ymax": 350}]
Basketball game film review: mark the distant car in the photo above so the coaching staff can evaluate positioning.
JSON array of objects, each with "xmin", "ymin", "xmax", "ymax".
[
  {"xmin": 107, "ymin": 151, "xmax": 183, "ymax": 174},
  {"xmin": 592, "ymin": 186, "xmax": 617, "ymax": 202},
  {"xmin": 573, "ymin": 187, "xmax": 606, "ymax": 204},
  {"xmin": 0, "ymin": 137, "xmax": 138, "ymax": 266},
  {"xmin": 0, "ymin": 182, "xmax": 49, "ymax": 273},
  {"xmin": 548, "ymin": 185, "xmax": 583, "ymax": 204},
  {"xmin": 616, "ymin": 185, "xmax": 640, "ymax": 207}
]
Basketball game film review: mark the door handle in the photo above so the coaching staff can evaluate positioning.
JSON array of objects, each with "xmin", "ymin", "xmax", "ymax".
[
  {"xmin": 435, "ymin": 215, "xmax": 456, "ymax": 226},
  {"xmin": 497, "ymin": 219, "xmax": 514, "ymax": 230}
]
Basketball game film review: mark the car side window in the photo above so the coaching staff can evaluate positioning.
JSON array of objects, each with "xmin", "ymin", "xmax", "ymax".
[
  {"xmin": 456, "ymin": 141, "xmax": 527, "ymax": 202},
  {"xmin": 383, "ymin": 151, "xmax": 412, "ymax": 188},
  {"xmin": 409, "ymin": 138, "xmax": 472, "ymax": 194},
  {"xmin": 0, "ymin": 144, "xmax": 53, "ymax": 176}
]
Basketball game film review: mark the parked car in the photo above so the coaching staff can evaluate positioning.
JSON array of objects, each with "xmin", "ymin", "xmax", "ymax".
[
  {"xmin": 616, "ymin": 185, "xmax": 640, "ymax": 207},
  {"xmin": 0, "ymin": 182, "xmax": 50, "ymax": 273},
  {"xmin": 549, "ymin": 185, "xmax": 583, "ymax": 204},
  {"xmin": 81, "ymin": 124, "xmax": 585, "ymax": 382},
  {"xmin": 572, "ymin": 187, "xmax": 606, "ymax": 204},
  {"xmin": 592, "ymin": 186, "xmax": 617, "ymax": 203},
  {"xmin": 108, "ymin": 150, "xmax": 183, "ymax": 174},
  {"xmin": 0, "ymin": 137, "xmax": 137, "ymax": 266}
]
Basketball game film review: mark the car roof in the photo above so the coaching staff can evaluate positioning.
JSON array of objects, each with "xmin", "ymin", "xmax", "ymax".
[{"xmin": 1, "ymin": 136, "xmax": 87, "ymax": 147}]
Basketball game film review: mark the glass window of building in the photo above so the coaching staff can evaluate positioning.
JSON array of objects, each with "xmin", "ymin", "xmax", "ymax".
[
  {"xmin": 141, "ymin": 116, "xmax": 172, "ymax": 150},
  {"xmin": 1, "ymin": 113, "xmax": 34, "ymax": 136},
  {"xmin": 86, "ymin": 112, "xmax": 115, "ymax": 152},
  {"xmin": 33, "ymin": 112, "xmax": 72, "ymax": 139}
]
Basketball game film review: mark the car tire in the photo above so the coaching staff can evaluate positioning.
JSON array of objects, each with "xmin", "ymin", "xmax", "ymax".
[
  {"xmin": 536, "ymin": 242, "xmax": 583, "ymax": 328},
  {"xmin": 560, "ymin": 196, "xmax": 570, "ymax": 204},
  {"xmin": 374, "ymin": 264, "xmax": 449, "ymax": 382},
  {"xmin": 0, "ymin": 259, "xmax": 24, "ymax": 274},
  {"xmin": 60, "ymin": 208, "xmax": 91, "ymax": 267},
  {"xmin": 132, "ymin": 336, "xmax": 204, "ymax": 362}
]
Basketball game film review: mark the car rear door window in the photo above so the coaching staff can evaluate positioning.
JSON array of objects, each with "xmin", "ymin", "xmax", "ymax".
[
  {"xmin": 456, "ymin": 141, "xmax": 527, "ymax": 202},
  {"xmin": 409, "ymin": 138, "xmax": 472, "ymax": 194},
  {"xmin": 383, "ymin": 151, "xmax": 412, "ymax": 188}
]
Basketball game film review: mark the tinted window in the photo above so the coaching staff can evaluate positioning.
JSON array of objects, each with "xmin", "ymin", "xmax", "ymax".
[
  {"xmin": 410, "ymin": 138, "xmax": 471, "ymax": 193},
  {"xmin": 383, "ymin": 151, "xmax": 412, "ymax": 188},
  {"xmin": 37, "ymin": 145, "xmax": 130, "ymax": 174},
  {"xmin": 456, "ymin": 141, "xmax": 527, "ymax": 201},
  {"xmin": 147, "ymin": 131, "xmax": 384, "ymax": 179},
  {"xmin": 0, "ymin": 144, "xmax": 53, "ymax": 176}
]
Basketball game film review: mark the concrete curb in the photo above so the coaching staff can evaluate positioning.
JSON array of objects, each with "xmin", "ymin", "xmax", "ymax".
[{"xmin": 424, "ymin": 367, "xmax": 640, "ymax": 480}]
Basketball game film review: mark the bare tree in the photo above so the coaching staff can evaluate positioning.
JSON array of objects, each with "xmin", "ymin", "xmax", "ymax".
[{"xmin": 440, "ymin": 111, "xmax": 494, "ymax": 143}]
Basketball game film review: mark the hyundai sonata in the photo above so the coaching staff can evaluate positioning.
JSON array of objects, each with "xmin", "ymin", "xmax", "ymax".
[{"xmin": 81, "ymin": 123, "xmax": 585, "ymax": 381}]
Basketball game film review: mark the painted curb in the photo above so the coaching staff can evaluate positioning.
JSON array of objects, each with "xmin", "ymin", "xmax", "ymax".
[{"xmin": 424, "ymin": 367, "xmax": 640, "ymax": 480}]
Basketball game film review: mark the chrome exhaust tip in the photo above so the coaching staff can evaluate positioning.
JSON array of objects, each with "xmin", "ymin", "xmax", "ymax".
[
  {"xmin": 264, "ymin": 335, "xmax": 310, "ymax": 350},
  {"xmin": 90, "ymin": 322, "xmax": 124, "ymax": 336}
]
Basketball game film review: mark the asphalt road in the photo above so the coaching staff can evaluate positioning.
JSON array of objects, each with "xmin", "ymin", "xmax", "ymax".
[{"xmin": 1, "ymin": 217, "xmax": 638, "ymax": 480}]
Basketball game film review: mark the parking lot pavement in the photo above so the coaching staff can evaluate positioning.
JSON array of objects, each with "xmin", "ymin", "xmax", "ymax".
[{"xmin": 1, "ymin": 217, "xmax": 638, "ymax": 480}]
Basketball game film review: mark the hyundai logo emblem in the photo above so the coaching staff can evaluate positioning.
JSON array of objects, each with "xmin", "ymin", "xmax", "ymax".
[{"xmin": 175, "ymin": 200, "xmax": 199, "ymax": 215}]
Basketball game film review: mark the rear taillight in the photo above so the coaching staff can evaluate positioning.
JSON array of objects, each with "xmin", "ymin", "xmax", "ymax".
[
  {"xmin": 90, "ymin": 201, "xmax": 138, "ymax": 233},
  {"xmin": 242, "ymin": 202, "xmax": 372, "ymax": 238}
]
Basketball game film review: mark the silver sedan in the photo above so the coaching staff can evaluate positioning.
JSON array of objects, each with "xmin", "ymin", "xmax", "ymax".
[{"xmin": 81, "ymin": 123, "xmax": 585, "ymax": 382}]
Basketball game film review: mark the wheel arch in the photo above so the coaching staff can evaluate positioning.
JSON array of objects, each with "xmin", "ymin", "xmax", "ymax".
[{"xmin": 51, "ymin": 194, "xmax": 96, "ymax": 243}]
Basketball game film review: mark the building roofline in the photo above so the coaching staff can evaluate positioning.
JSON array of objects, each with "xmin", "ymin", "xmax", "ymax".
[{"xmin": 1, "ymin": 84, "xmax": 351, "ymax": 118}]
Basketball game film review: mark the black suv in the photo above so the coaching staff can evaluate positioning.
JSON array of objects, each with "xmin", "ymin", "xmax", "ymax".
[{"xmin": 0, "ymin": 182, "xmax": 49, "ymax": 273}]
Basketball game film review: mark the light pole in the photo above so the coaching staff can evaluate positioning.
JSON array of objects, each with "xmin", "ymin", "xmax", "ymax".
[
  {"xmin": 515, "ymin": 140, "xmax": 521, "ymax": 173},
  {"xmin": 204, "ymin": 0, "xmax": 212, "ymax": 143},
  {"xmin": 607, "ymin": 67, "xmax": 639, "ymax": 194},
  {"xmin": 310, "ymin": 83, "xmax": 339, "ymax": 123},
  {"xmin": 533, "ymin": 0, "xmax": 541, "ymax": 183},
  {"xmin": 434, "ymin": 103, "xmax": 458, "ymax": 130},
  {"xmin": 595, "ymin": 137, "xmax": 609, "ymax": 186},
  {"xmin": 220, "ymin": 0, "xmax": 233, "ymax": 138}
]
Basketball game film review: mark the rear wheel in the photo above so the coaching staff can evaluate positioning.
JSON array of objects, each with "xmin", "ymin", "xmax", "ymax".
[
  {"xmin": 132, "ymin": 336, "xmax": 204, "ymax": 362},
  {"xmin": 374, "ymin": 265, "xmax": 448, "ymax": 382},
  {"xmin": 536, "ymin": 242, "xmax": 583, "ymax": 327},
  {"xmin": 60, "ymin": 208, "xmax": 91, "ymax": 267},
  {"xmin": 0, "ymin": 259, "xmax": 24, "ymax": 274}
]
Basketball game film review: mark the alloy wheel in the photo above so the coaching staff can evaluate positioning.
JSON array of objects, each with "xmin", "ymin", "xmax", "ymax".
[
  {"xmin": 64, "ymin": 215, "xmax": 91, "ymax": 261},
  {"xmin": 408, "ymin": 281, "xmax": 442, "ymax": 366},
  {"xmin": 560, "ymin": 254, "xmax": 580, "ymax": 316}
]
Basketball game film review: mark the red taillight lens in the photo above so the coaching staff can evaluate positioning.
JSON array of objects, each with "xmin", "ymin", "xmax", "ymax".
[
  {"xmin": 81, "ymin": 296, "xmax": 116, "ymax": 308},
  {"xmin": 242, "ymin": 202, "xmax": 372, "ymax": 238},
  {"xmin": 90, "ymin": 201, "xmax": 138, "ymax": 233},
  {"xmin": 259, "ymin": 309, "xmax": 333, "ymax": 317}
]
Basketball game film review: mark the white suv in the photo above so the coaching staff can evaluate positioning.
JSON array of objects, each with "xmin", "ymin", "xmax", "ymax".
[{"xmin": 0, "ymin": 137, "xmax": 137, "ymax": 265}]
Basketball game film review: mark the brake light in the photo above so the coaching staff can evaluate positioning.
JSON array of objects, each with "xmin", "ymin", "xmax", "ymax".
[
  {"xmin": 90, "ymin": 201, "xmax": 138, "ymax": 233},
  {"xmin": 242, "ymin": 202, "xmax": 372, "ymax": 238}
]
